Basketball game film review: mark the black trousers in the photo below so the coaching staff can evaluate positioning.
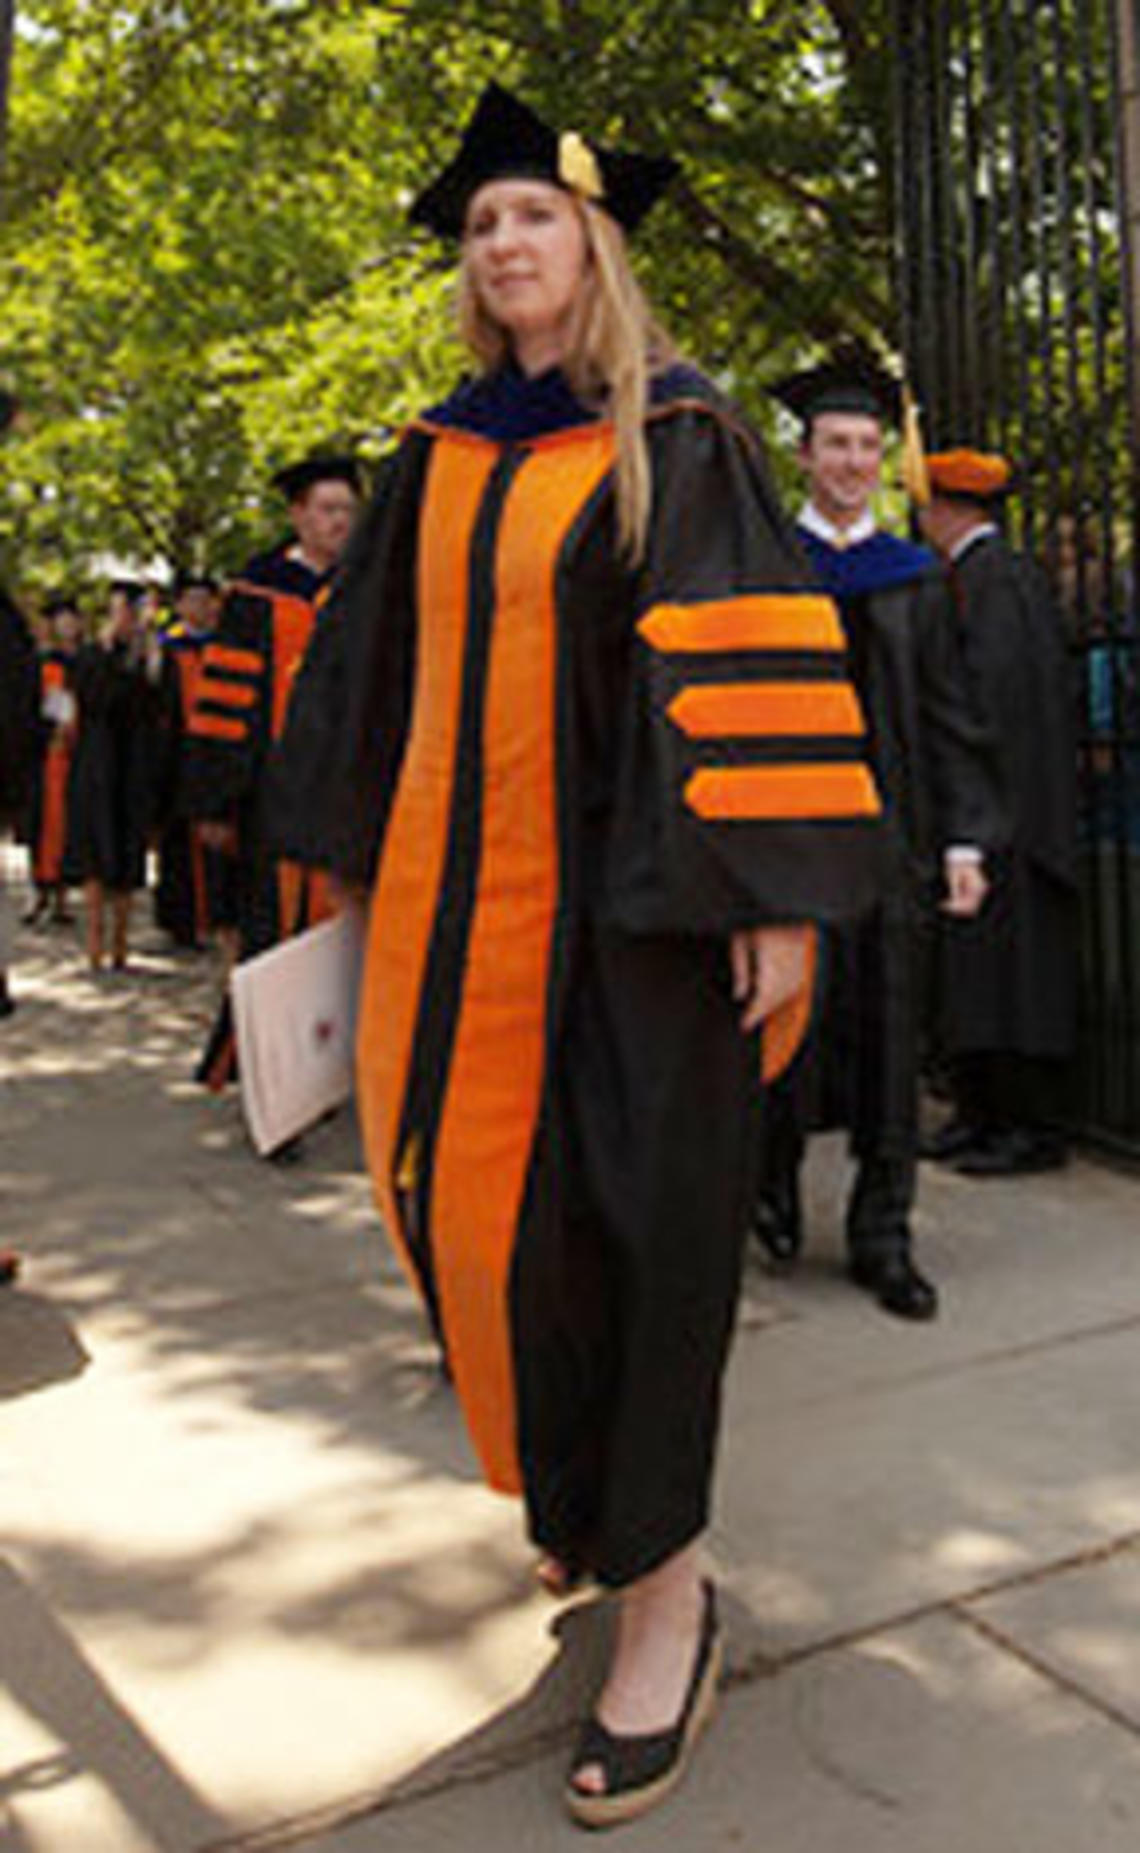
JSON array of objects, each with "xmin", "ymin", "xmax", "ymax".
[
  {"xmin": 949, "ymin": 1051, "xmax": 1071, "ymax": 1138},
  {"xmin": 754, "ymin": 904, "xmax": 923, "ymax": 1264},
  {"xmin": 510, "ymin": 926, "xmax": 759, "ymax": 1590},
  {"xmin": 756, "ymin": 1082, "xmax": 917, "ymax": 1264}
]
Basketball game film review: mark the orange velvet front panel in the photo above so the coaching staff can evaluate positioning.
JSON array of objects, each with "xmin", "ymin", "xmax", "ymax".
[
  {"xmin": 355, "ymin": 439, "xmax": 499, "ymax": 1285},
  {"xmin": 429, "ymin": 430, "xmax": 614, "ymax": 1494}
]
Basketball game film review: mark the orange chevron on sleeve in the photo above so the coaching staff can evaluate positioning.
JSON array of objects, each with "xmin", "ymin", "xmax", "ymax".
[
  {"xmin": 189, "ymin": 712, "xmax": 247, "ymax": 743},
  {"xmin": 204, "ymin": 645, "xmax": 263, "ymax": 676},
  {"xmin": 198, "ymin": 680, "xmax": 258, "ymax": 710},
  {"xmin": 685, "ymin": 763, "xmax": 879, "ymax": 820},
  {"xmin": 638, "ymin": 595, "xmax": 845, "ymax": 654},
  {"xmin": 667, "ymin": 681, "xmax": 865, "ymax": 739}
]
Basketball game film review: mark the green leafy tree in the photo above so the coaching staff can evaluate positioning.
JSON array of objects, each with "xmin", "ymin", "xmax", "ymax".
[{"xmin": 1, "ymin": 0, "xmax": 899, "ymax": 593}]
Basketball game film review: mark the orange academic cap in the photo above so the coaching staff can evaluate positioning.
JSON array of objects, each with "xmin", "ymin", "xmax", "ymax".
[{"xmin": 925, "ymin": 449, "xmax": 1015, "ymax": 502}]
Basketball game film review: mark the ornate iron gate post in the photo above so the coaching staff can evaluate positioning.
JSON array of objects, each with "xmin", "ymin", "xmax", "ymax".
[{"xmin": 892, "ymin": 0, "xmax": 1140, "ymax": 1154}]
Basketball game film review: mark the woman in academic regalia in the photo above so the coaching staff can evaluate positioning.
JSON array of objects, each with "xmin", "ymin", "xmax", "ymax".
[
  {"xmin": 66, "ymin": 581, "xmax": 166, "ymax": 971},
  {"xmin": 272, "ymin": 83, "xmax": 883, "ymax": 1826}
]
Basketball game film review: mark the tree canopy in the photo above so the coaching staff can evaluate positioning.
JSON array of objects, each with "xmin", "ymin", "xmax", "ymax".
[{"xmin": 0, "ymin": 0, "xmax": 899, "ymax": 593}]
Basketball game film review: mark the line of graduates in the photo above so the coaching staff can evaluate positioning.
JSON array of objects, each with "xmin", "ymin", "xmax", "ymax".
[
  {"xmin": 15, "ymin": 454, "xmax": 362, "ymax": 1010},
  {"xmin": 20, "ymin": 580, "xmax": 208, "ymax": 970},
  {"xmin": 12, "ymin": 373, "xmax": 1079, "ymax": 1235}
]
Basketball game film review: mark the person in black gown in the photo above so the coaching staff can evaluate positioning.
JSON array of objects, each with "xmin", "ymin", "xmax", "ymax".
[
  {"xmin": 752, "ymin": 352, "xmax": 1001, "ymax": 1319},
  {"xmin": 918, "ymin": 449, "xmax": 1078, "ymax": 1173},
  {"xmin": 271, "ymin": 87, "xmax": 886, "ymax": 1826}
]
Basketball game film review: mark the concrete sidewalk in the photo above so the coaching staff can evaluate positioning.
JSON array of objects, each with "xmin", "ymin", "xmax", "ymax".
[{"xmin": 2, "ymin": 876, "xmax": 1140, "ymax": 1851}]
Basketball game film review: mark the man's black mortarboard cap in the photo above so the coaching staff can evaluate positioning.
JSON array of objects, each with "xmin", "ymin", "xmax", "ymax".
[
  {"xmin": 271, "ymin": 455, "xmax": 362, "ymax": 502},
  {"xmin": 174, "ymin": 569, "xmax": 219, "ymax": 595},
  {"xmin": 410, "ymin": 81, "xmax": 679, "ymax": 239},
  {"xmin": 109, "ymin": 579, "xmax": 145, "ymax": 605},
  {"xmin": 44, "ymin": 593, "xmax": 81, "ymax": 619},
  {"xmin": 770, "ymin": 344, "xmax": 904, "ymax": 431}
]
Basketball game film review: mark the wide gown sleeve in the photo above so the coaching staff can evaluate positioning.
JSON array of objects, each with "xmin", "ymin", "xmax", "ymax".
[
  {"xmin": 181, "ymin": 593, "xmax": 271, "ymax": 821},
  {"xmin": 601, "ymin": 402, "xmax": 886, "ymax": 937}
]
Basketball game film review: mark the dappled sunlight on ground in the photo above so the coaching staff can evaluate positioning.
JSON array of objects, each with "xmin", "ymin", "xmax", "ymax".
[{"xmin": 5, "ymin": 864, "xmax": 1140, "ymax": 1847}]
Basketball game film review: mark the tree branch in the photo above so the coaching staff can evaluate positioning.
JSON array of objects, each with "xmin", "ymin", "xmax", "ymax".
[{"xmin": 671, "ymin": 177, "xmax": 891, "ymax": 344}]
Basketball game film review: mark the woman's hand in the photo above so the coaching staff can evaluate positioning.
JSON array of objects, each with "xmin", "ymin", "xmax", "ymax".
[{"xmin": 730, "ymin": 924, "xmax": 813, "ymax": 1033}]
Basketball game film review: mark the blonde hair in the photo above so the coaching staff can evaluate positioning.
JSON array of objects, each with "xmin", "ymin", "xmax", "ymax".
[{"xmin": 457, "ymin": 196, "xmax": 675, "ymax": 561}]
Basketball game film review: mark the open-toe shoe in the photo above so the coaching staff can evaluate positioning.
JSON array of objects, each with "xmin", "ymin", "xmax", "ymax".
[{"xmin": 564, "ymin": 1578, "xmax": 721, "ymax": 1830}]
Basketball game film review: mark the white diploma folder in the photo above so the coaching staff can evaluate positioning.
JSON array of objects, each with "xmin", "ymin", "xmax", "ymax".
[{"xmin": 229, "ymin": 908, "xmax": 366, "ymax": 1156}]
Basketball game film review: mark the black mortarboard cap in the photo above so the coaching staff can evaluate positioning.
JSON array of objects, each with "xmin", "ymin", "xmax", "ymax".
[
  {"xmin": 410, "ymin": 81, "xmax": 679, "ymax": 239},
  {"xmin": 271, "ymin": 455, "xmax": 362, "ymax": 501},
  {"xmin": 109, "ymin": 579, "xmax": 145, "ymax": 605},
  {"xmin": 43, "ymin": 593, "xmax": 81, "ymax": 619},
  {"xmin": 173, "ymin": 569, "xmax": 219, "ymax": 595},
  {"xmin": 770, "ymin": 344, "xmax": 904, "ymax": 431}
]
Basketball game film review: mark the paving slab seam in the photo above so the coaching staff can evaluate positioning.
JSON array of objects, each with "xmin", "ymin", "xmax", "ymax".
[
  {"xmin": 188, "ymin": 1528, "xmax": 1140, "ymax": 1853},
  {"xmin": 953, "ymin": 1603, "xmax": 1140, "ymax": 1740},
  {"xmin": 726, "ymin": 1524, "xmax": 1140, "ymax": 1689},
  {"xmin": 746, "ymin": 1306, "xmax": 1140, "ymax": 1409}
]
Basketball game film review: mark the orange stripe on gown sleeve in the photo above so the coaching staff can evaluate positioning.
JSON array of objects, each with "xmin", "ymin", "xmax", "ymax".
[
  {"xmin": 430, "ymin": 432, "xmax": 615, "ymax": 1495},
  {"xmin": 201, "ymin": 680, "xmax": 258, "ymax": 710},
  {"xmin": 355, "ymin": 441, "xmax": 499, "ymax": 1286},
  {"xmin": 203, "ymin": 644, "xmax": 263, "ymax": 676},
  {"xmin": 667, "ymin": 681, "xmax": 865, "ymax": 739},
  {"xmin": 189, "ymin": 712, "xmax": 246, "ymax": 743},
  {"xmin": 685, "ymin": 762, "xmax": 880, "ymax": 821},
  {"xmin": 639, "ymin": 594, "xmax": 845, "ymax": 654}
]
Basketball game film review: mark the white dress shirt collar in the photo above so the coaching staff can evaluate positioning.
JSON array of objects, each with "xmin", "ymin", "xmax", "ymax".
[
  {"xmin": 798, "ymin": 501, "xmax": 878, "ymax": 549},
  {"xmin": 950, "ymin": 522, "xmax": 999, "ymax": 564}
]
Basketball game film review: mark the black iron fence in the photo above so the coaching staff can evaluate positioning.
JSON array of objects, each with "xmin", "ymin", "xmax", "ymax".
[{"xmin": 892, "ymin": 0, "xmax": 1140, "ymax": 1153}]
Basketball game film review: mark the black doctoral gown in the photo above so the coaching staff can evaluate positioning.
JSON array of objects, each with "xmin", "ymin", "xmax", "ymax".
[
  {"xmin": 65, "ymin": 642, "xmax": 165, "ymax": 891},
  {"xmin": 786, "ymin": 528, "xmax": 1003, "ymax": 1158},
  {"xmin": 153, "ymin": 628, "xmax": 230, "ymax": 945},
  {"xmin": 935, "ymin": 532, "xmax": 1078, "ymax": 1058},
  {"xmin": 270, "ymin": 364, "xmax": 885, "ymax": 1587},
  {"xmin": 180, "ymin": 547, "xmax": 333, "ymax": 958}
]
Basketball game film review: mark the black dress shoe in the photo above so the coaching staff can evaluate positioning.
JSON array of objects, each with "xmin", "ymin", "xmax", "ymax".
[
  {"xmin": 919, "ymin": 1117, "xmax": 986, "ymax": 1163},
  {"xmin": 751, "ymin": 1177, "xmax": 802, "ymax": 1269},
  {"xmin": 954, "ymin": 1129, "xmax": 1068, "ymax": 1177},
  {"xmin": 849, "ymin": 1254, "xmax": 939, "ymax": 1321}
]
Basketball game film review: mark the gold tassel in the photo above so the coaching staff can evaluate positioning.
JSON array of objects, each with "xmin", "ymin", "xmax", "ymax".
[
  {"xmin": 901, "ymin": 386, "xmax": 931, "ymax": 507},
  {"xmin": 558, "ymin": 131, "xmax": 604, "ymax": 203},
  {"xmin": 395, "ymin": 1132, "xmax": 421, "ymax": 1193}
]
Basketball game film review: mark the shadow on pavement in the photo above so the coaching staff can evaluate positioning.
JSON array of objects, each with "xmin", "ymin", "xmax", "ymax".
[
  {"xmin": 200, "ymin": 1596, "xmax": 614, "ymax": 1853},
  {"xmin": 0, "ymin": 1290, "xmax": 90, "ymax": 1400},
  {"xmin": 0, "ymin": 1556, "xmax": 227, "ymax": 1851}
]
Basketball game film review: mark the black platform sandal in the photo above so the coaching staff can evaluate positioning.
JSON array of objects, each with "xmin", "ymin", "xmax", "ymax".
[{"xmin": 564, "ymin": 1579, "xmax": 722, "ymax": 1830}]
